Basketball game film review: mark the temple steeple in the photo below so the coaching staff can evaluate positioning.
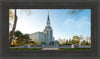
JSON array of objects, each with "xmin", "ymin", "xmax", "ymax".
[
  {"xmin": 47, "ymin": 11, "xmax": 50, "ymax": 26},
  {"xmin": 44, "ymin": 11, "xmax": 53, "ymax": 45}
]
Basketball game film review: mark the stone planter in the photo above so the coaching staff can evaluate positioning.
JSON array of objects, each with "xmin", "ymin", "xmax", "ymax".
[
  {"xmin": 71, "ymin": 44, "xmax": 78, "ymax": 48},
  {"xmin": 23, "ymin": 44, "xmax": 30, "ymax": 48}
]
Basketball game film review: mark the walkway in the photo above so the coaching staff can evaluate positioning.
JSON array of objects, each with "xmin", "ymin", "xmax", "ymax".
[{"xmin": 42, "ymin": 48, "xmax": 59, "ymax": 50}]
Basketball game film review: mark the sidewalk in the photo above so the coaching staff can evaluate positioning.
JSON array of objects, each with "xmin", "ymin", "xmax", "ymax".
[{"xmin": 42, "ymin": 48, "xmax": 59, "ymax": 50}]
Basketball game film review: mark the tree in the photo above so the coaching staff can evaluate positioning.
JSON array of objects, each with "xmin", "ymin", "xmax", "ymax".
[
  {"xmin": 13, "ymin": 30, "xmax": 32, "ymax": 46},
  {"xmin": 86, "ymin": 36, "xmax": 90, "ymax": 42},
  {"xmin": 79, "ymin": 35, "xmax": 83, "ymax": 41},
  {"xmin": 71, "ymin": 39, "xmax": 76, "ymax": 44},
  {"xmin": 14, "ymin": 30, "xmax": 24, "ymax": 46},
  {"xmin": 23, "ymin": 34, "xmax": 31, "ymax": 44},
  {"xmin": 9, "ymin": 9, "xmax": 31, "ymax": 46},
  {"xmin": 65, "ymin": 39, "xmax": 69, "ymax": 45},
  {"xmin": 41, "ymin": 38, "xmax": 46, "ymax": 45},
  {"xmin": 14, "ymin": 30, "xmax": 23, "ymax": 37},
  {"xmin": 13, "ymin": 30, "xmax": 23, "ymax": 46},
  {"xmin": 9, "ymin": 9, "xmax": 14, "ymax": 20},
  {"xmin": 81, "ymin": 40, "xmax": 87, "ymax": 45},
  {"xmin": 89, "ymin": 36, "xmax": 91, "ymax": 45},
  {"xmin": 88, "ymin": 42, "xmax": 91, "ymax": 45},
  {"xmin": 15, "ymin": 34, "xmax": 31, "ymax": 46},
  {"xmin": 41, "ymin": 42, "xmax": 46, "ymax": 45},
  {"xmin": 68, "ymin": 38, "xmax": 72, "ymax": 44},
  {"xmin": 58, "ymin": 38, "xmax": 62, "ymax": 45},
  {"xmin": 58, "ymin": 38, "xmax": 66, "ymax": 45},
  {"xmin": 72, "ymin": 36, "xmax": 81, "ymax": 44},
  {"xmin": 11, "ymin": 39, "xmax": 17, "ymax": 46},
  {"xmin": 79, "ymin": 35, "xmax": 84, "ymax": 45},
  {"xmin": 30, "ymin": 41, "xmax": 35, "ymax": 45},
  {"xmin": 67, "ymin": 9, "xmax": 84, "ymax": 15},
  {"xmin": 9, "ymin": 9, "xmax": 14, "ymax": 28},
  {"xmin": 9, "ymin": 9, "xmax": 17, "ymax": 46},
  {"xmin": 34, "ymin": 38, "xmax": 38, "ymax": 45}
]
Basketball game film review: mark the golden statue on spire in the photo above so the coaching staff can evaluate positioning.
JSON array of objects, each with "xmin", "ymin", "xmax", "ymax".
[{"xmin": 48, "ymin": 11, "xmax": 49, "ymax": 15}]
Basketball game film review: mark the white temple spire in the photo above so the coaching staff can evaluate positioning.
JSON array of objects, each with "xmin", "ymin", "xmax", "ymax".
[{"xmin": 47, "ymin": 11, "xmax": 50, "ymax": 26}]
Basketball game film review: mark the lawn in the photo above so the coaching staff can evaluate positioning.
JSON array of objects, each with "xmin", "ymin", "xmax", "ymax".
[
  {"xmin": 10, "ymin": 48, "xmax": 42, "ymax": 50},
  {"xmin": 10, "ymin": 48, "xmax": 91, "ymax": 50},
  {"xmin": 59, "ymin": 48, "xmax": 91, "ymax": 50}
]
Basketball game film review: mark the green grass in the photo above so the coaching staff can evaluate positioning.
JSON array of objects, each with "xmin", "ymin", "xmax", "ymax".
[
  {"xmin": 10, "ymin": 48, "xmax": 91, "ymax": 50},
  {"xmin": 60, "ymin": 48, "xmax": 91, "ymax": 50},
  {"xmin": 10, "ymin": 48, "xmax": 42, "ymax": 50}
]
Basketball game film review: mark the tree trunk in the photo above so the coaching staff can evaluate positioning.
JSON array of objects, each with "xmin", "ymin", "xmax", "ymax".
[{"xmin": 9, "ymin": 9, "xmax": 18, "ymax": 47}]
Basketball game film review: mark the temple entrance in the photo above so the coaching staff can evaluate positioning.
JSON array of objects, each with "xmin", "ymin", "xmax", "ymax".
[{"xmin": 49, "ymin": 41, "xmax": 54, "ymax": 45}]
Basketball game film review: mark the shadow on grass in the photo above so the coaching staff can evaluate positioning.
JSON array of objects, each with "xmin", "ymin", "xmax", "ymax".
[
  {"xmin": 60, "ymin": 48, "xmax": 91, "ymax": 50},
  {"xmin": 10, "ymin": 48, "xmax": 42, "ymax": 50}
]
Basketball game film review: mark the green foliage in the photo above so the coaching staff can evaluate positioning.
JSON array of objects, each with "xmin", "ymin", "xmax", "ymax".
[
  {"xmin": 22, "ymin": 34, "xmax": 31, "ymax": 44},
  {"xmin": 9, "ymin": 9, "xmax": 15, "ymax": 29},
  {"xmin": 14, "ymin": 30, "xmax": 23, "ymax": 37},
  {"xmin": 41, "ymin": 38, "xmax": 46, "ymax": 45},
  {"xmin": 67, "ymin": 9, "xmax": 84, "ymax": 15},
  {"xmin": 41, "ymin": 42, "xmax": 46, "ymax": 44},
  {"xmin": 72, "ymin": 36, "xmax": 81, "ymax": 44},
  {"xmin": 12, "ymin": 30, "xmax": 31, "ymax": 46},
  {"xmin": 86, "ymin": 42, "xmax": 89, "ymax": 45},
  {"xmin": 81, "ymin": 40, "xmax": 87, "ymax": 45},
  {"xmin": 9, "ymin": 9, "xmax": 14, "ymax": 20},
  {"xmin": 34, "ymin": 38, "xmax": 38, "ymax": 45},
  {"xmin": 10, "ymin": 45, "xmax": 16, "ymax": 47},
  {"xmin": 71, "ymin": 39, "xmax": 76, "ymax": 44},
  {"xmin": 58, "ymin": 38, "xmax": 67, "ymax": 45},
  {"xmin": 66, "ymin": 44, "xmax": 72, "ymax": 45},
  {"xmin": 30, "ymin": 41, "xmax": 35, "ymax": 45},
  {"xmin": 58, "ymin": 35, "xmax": 91, "ymax": 46}
]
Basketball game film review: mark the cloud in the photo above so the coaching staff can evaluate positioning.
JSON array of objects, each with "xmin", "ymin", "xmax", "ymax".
[
  {"xmin": 64, "ymin": 16, "xmax": 90, "ymax": 29},
  {"xmin": 53, "ymin": 16, "xmax": 91, "ymax": 40},
  {"xmin": 65, "ymin": 18, "xmax": 74, "ymax": 23}
]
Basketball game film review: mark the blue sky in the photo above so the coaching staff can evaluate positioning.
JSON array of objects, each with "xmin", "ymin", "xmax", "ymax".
[{"xmin": 10, "ymin": 9, "xmax": 91, "ymax": 40}]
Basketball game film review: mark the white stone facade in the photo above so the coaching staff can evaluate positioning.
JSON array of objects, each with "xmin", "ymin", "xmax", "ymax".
[
  {"xmin": 29, "ymin": 12, "xmax": 55, "ymax": 45},
  {"xmin": 29, "ymin": 32, "xmax": 46, "ymax": 45}
]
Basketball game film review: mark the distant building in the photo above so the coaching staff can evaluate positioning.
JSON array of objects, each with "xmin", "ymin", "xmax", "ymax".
[{"xmin": 29, "ymin": 12, "xmax": 55, "ymax": 45}]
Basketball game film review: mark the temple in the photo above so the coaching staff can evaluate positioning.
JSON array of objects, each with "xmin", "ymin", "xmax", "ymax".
[{"xmin": 29, "ymin": 12, "xmax": 57, "ymax": 45}]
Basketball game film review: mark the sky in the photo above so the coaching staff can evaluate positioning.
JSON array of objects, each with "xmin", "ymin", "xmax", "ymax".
[{"xmin": 9, "ymin": 9, "xmax": 91, "ymax": 40}]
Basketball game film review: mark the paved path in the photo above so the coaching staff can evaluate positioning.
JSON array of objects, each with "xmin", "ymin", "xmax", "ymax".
[{"xmin": 42, "ymin": 48, "xmax": 59, "ymax": 50}]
